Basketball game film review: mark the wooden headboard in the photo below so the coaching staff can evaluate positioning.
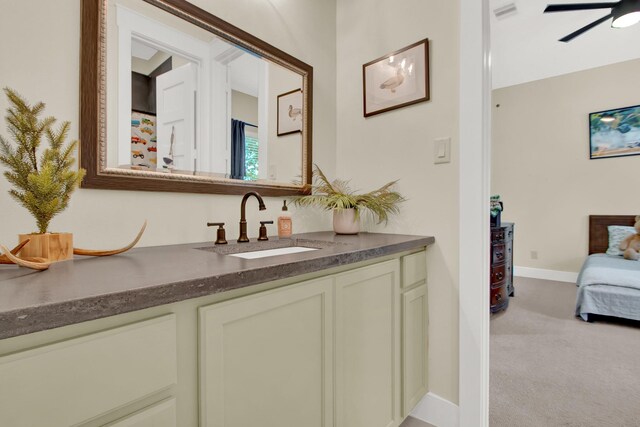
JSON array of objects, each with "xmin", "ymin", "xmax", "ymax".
[{"xmin": 589, "ymin": 215, "xmax": 637, "ymax": 255}]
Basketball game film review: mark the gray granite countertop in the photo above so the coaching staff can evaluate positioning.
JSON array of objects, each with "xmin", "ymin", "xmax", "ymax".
[{"xmin": 0, "ymin": 231, "xmax": 434, "ymax": 340}]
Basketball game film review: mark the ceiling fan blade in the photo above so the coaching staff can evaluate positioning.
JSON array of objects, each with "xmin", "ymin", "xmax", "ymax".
[
  {"xmin": 544, "ymin": 2, "xmax": 618, "ymax": 12},
  {"xmin": 559, "ymin": 13, "xmax": 613, "ymax": 42}
]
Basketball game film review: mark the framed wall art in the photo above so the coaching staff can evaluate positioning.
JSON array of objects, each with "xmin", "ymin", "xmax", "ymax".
[
  {"xmin": 363, "ymin": 38, "xmax": 430, "ymax": 117},
  {"xmin": 277, "ymin": 89, "xmax": 303, "ymax": 136},
  {"xmin": 590, "ymin": 104, "xmax": 640, "ymax": 159}
]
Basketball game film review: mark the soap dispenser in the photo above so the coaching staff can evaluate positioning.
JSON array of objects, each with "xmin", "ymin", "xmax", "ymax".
[{"xmin": 277, "ymin": 200, "xmax": 292, "ymax": 239}]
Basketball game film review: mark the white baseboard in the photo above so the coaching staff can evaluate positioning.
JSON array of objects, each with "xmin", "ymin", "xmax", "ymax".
[
  {"xmin": 411, "ymin": 392, "xmax": 459, "ymax": 427},
  {"xmin": 514, "ymin": 266, "xmax": 578, "ymax": 283}
]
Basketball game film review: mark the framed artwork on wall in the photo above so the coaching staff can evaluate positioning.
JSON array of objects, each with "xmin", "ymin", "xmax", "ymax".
[
  {"xmin": 363, "ymin": 38, "xmax": 430, "ymax": 117},
  {"xmin": 277, "ymin": 89, "xmax": 303, "ymax": 136},
  {"xmin": 589, "ymin": 104, "xmax": 640, "ymax": 159}
]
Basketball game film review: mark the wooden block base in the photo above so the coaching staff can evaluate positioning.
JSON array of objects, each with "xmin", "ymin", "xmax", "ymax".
[{"xmin": 18, "ymin": 233, "xmax": 73, "ymax": 262}]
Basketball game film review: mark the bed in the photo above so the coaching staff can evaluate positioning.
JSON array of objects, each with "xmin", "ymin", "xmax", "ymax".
[{"xmin": 575, "ymin": 215, "xmax": 640, "ymax": 322}]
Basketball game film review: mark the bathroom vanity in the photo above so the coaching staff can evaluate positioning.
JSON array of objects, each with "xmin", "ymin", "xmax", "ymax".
[{"xmin": 0, "ymin": 232, "xmax": 433, "ymax": 427}]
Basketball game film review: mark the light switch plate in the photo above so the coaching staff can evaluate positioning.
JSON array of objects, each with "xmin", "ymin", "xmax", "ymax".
[{"xmin": 434, "ymin": 137, "xmax": 451, "ymax": 164}]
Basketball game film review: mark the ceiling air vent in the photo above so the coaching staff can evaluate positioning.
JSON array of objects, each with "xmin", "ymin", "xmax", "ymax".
[{"xmin": 494, "ymin": 3, "xmax": 518, "ymax": 20}]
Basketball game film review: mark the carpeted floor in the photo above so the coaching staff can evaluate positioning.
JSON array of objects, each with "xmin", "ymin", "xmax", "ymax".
[
  {"xmin": 399, "ymin": 416, "xmax": 434, "ymax": 427},
  {"xmin": 490, "ymin": 277, "xmax": 640, "ymax": 427}
]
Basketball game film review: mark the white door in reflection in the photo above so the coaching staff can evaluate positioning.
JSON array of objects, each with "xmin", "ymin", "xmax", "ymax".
[{"xmin": 156, "ymin": 63, "xmax": 197, "ymax": 172}]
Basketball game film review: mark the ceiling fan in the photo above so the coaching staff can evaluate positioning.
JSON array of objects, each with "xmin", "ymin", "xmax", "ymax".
[{"xmin": 544, "ymin": 0, "xmax": 640, "ymax": 42}]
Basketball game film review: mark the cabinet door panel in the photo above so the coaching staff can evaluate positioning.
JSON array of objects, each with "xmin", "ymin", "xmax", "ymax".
[
  {"xmin": 200, "ymin": 277, "xmax": 333, "ymax": 427},
  {"xmin": 0, "ymin": 315, "xmax": 177, "ymax": 427},
  {"xmin": 105, "ymin": 398, "xmax": 176, "ymax": 427},
  {"xmin": 335, "ymin": 260, "xmax": 400, "ymax": 427},
  {"xmin": 402, "ymin": 284, "xmax": 428, "ymax": 416}
]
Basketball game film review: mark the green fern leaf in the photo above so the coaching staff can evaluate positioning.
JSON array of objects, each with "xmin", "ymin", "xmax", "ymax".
[{"xmin": 291, "ymin": 164, "xmax": 405, "ymax": 225}]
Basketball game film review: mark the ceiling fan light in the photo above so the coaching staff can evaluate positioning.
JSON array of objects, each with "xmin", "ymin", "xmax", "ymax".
[
  {"xmin": 612, "ymin": 0, "xmax": 640, "ymax": 28},
  {"xmin": 612, "ymin": 11, "xmax": 640, "ymax": 27}
]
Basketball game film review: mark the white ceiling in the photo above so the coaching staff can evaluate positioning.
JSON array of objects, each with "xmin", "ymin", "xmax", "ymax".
[
  {"xmin": 491, "ymin": 0, "xmax": 640, "ymax": 88},
  {"xmin": 229, "ymin": 53, "xmax": 261, "ymax": 98},
  {"xmin": 210, "ymin": 39, "xmax": 261, "ymax": 98},
  {"xmin": 131, "ymin": 39, "xmax": 158, "ymax": 61}
]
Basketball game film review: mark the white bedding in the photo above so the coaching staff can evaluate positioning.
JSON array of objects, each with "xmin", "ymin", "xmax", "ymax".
[
  {"xmin": 575, "ymin": 254, "xmax": 640, "ymax": 322},
  {"xmin": 578, "ymin": 254, "xmax": 640, "ymax": 291}
]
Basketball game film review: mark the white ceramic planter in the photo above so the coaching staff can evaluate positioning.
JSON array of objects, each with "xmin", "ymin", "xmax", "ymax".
[{"xmin": 333, "ymin": 209, "xmax": 360, "ymax": 235}]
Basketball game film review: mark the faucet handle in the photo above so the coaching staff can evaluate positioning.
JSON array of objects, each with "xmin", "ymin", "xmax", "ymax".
[
  {"xmin": 207, "ymin": 222, "xmax": 227, "ymax": 245},
  {"xmin": 258, "ymin": 221, "xmax": 274, "ymax": 241}
]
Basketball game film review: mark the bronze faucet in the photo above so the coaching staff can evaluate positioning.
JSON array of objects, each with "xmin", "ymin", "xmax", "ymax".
[{"xmin": 238, "ymin": 191, "xmax": 266, "ymax": 242}]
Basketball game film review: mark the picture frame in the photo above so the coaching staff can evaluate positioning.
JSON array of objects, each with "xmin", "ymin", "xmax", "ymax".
[
  {"xmin": 589, "ymin": 104, "xmax": 640, "ymax": 159},
  {"xmin": 277, "ymin": 89, "xmax": 303, "ymax": 136},
  {"xmin": 363, "ymin": 38, "xmax": 430, "ymax": 117}
]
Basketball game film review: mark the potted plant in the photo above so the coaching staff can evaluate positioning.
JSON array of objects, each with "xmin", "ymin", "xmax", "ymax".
[
  {"xmin": 0, "ymin": 88, "xmax": 86, "ymax": 262},
  {"xmin": 490, "ymin": 194, "xmax": 503, "ymax": 227},
  {"xmin": 292, "ymin": 165, "xmax": 405, "ymax": 234}
]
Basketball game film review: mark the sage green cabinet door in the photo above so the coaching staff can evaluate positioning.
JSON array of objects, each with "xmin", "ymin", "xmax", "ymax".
[
  {"xmin": 402, "ymin": 283, "xmax": 428, "ymax": 417},
  {"xmin": 0, "ymin": 315, "xmax": 177, "ymax": 427},
  {"xmin": 105, "ymin": 398, "xmax": 176, "ymax": 427},
  {"xmin": 335, "ymin": 260, "xmax": 401, "ymax": 427},
  {"xmin": 199, "ymin": 277, "xmax": 333, "ymax": 427}
]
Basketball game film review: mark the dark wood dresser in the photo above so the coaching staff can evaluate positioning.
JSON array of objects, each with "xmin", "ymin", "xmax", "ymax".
[{"xmin": 490, "ymin": 222, "xmax": 514, "ymax": 313}]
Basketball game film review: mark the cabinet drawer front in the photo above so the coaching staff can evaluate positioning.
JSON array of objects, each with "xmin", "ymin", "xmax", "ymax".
[
  {"xmin": 491, "ymin": 229, "xmax": 506, "ymax": 243},
  {"xmin": 491, "ymin": 243, "xmax": 507, "ymax": 264},
  {"xmin": 0, "ymin": 315, "xmax": 177, "ymax": 427},
  {"xmin": 402, "ymin": 251, "xmax": 427, "ymax": 289},
  {"xmin": 490, "ymin": 263, "xmax": 507, "ymax": 286},
  {"xmin": 106, "ymin": 398, "xmax": 176, "ymax": 427},
  {"xmin": 491, "ymin": 285, "xmax": 508, "ymax": 310}
]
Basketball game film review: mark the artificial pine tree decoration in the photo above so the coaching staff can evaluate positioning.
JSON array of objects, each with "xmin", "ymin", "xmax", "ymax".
[
  {"xmin": 0, "ymin": 88, "xmax": 85, "ymax": 234},
  {"xmin": 0, "ymin": 87, "xmax": 85, "ymax": 235}
]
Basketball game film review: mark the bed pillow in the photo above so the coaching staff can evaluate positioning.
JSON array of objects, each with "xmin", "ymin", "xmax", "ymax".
[{"xmin": 606, "ymin": 225, "xmax": 636, "ymax": 256}]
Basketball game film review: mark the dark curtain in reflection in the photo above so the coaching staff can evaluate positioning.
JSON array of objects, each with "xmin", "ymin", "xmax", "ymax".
[{"xmin": 231, "ymin": 119, "xmax": 246, "ymax": 179}]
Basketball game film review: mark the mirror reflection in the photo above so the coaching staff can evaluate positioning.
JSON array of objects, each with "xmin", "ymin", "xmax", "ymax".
[{"xmin": 105, "ymin": 0, "xmax": 304, "ymax": 183}]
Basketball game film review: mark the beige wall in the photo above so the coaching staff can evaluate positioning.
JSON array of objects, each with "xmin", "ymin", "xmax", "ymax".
[
  {"xmin": 336, "ymin": 0, "xmax": 460, "ymax": 403},
  {"xmin": 1, "ymin": 0, "xmax": 461, "ymax": 406},
  {"xmin": 231, "ymin": 90, "xmax": 259, "ymax": 124},
  {"xmin": 492, "ymin": 58, "xmax": 640, "ymax": 273},
  {"xmin": 0, "ymin": 0, "xmax": 336, "ymax": 247}
]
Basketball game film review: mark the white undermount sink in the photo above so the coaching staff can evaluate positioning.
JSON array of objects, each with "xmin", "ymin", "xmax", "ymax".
[
  {"xmin": 228, "ymin": 246, "xmax": 319, "ymax": 259},
  {"xmin": 196, "ymin": 238, "xmax": 345, "ymax": 259}
]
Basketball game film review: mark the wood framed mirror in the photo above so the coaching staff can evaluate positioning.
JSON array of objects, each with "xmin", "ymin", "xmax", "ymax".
[{"xmin": 80, "ymin": 0, "xmax": 312, "ymax": 196}]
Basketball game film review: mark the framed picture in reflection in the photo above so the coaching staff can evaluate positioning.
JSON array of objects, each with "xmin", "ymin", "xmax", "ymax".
[
  {"xmin": 363, "ymin": 38, "xmax": 430, "ymax": 117},
  {"xmin": 277, "ymin": 89, "xmax": 303, "ymax": 136}
]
